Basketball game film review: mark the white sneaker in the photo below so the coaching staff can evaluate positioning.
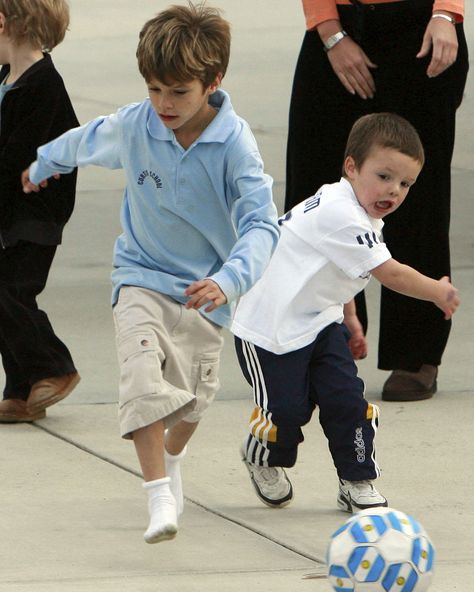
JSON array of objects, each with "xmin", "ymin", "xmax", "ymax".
[
  {"xmin": 337, "ymin": 478, "xmax": 388, "ymax": 513},
  {"xmin": 241, "ymin": 445, "xmax": 293, "ymax": 508},
  {"xmin": 143, "ymin": 477, "xmax": 178, "ymax": 543}
]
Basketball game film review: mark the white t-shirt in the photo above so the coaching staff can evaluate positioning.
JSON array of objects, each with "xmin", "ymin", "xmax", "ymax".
[{"xmin": 231, "ymin": 178, "xmax": 392, "ymax": 354}]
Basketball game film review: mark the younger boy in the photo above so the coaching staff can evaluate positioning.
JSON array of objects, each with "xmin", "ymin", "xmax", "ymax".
[
  {"xmin": 23, "ymin": 4, "xmax": 279, "ymax": 542},
  {"xmin": 232, "ymin": 113, "xmax": 459, "ymax": 512},
  {"xmin": 0, "ymin": 0, "xmax": 80, "ymax": 423}
]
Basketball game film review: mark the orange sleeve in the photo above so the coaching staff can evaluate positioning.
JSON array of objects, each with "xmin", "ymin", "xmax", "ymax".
[
  {"xmin": 302, "ymin": 0, "xmax": 338, "ymax": 31},
  {"xmin": 301, "ymin": 0, "xmax": 464, "ymax": 31},
  {"xmin": 433, "ymin": 0, "xmax": 464, "ymax": 21}
]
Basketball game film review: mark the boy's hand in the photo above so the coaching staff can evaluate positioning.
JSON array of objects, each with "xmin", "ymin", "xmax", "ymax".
[
  {"xmin": 435, "ymin": 276, "xmax": 460, "ymax": 319},
  {"xmin": 185, "ymin": 279, "xmax": 227, "ymax": 313},
  {"xmin": 344, "ymin": 316, "xmax": 368, "ymax": 360},
  {"xmin": 343, "ymin": 300, "xmax": 368, "ymax": 360},
  {"xmin": 21, "ymin": 168, "xmax": 60, "ymax": 193}
]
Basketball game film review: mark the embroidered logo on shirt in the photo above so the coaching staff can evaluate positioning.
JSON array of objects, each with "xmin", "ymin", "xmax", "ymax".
[
  {"xmin": 356, "ymin": 232, "xmax": 379, "ymax": 249},
  {"xmin": 137, "ymin": 170, "xmax": 163, "ymax": 189}
]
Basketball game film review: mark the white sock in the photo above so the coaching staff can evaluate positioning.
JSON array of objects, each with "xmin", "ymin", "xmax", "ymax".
[
  {"xmin": 164, "ymin": 445, "xmax": 187, "ymax": 516},
  {"xmin": 142, "ymin": 477, "xmax": 177, "ymax": 544}
]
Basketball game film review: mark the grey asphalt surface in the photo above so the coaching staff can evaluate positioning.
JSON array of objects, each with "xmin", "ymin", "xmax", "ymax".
[{"xmin": 1, "ymin": 2, "xmax": 473, "ymax": 591}]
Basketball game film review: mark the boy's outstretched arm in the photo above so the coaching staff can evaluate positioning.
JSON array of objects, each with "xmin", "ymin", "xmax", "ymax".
[
  {"xmin": 371, "ymin": 258, "xmax": 460, "ymax": 319},
  {"xmin": 21, "ymin": 112, "xmax": 124, "ymax": 194}
]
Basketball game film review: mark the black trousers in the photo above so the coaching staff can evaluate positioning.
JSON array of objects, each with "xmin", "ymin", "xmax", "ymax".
[
  {"xmin": 236, "ymin": 324, "xmax": 381, "ymax": 481},
  {"xmin": 0, "ymin": 241, "xmax": 76, "ymax": 400},
  {"xmin": 285, "ymin": 0, "xmax": 469, "ymax": 371}
]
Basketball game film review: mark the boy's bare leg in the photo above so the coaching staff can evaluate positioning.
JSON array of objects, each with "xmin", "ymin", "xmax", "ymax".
[
  {"xmin": 165, "ymin": 419, "xmax": 199, "ymax": 455},
  {"xmin": 133, "ymin": 420, "xmax": 177, "ymax": 543},
  {"xmin": 133, "ymin": 420, "xmax": 166, "ymax": 480},
  {"xmin": 163, "ymin": 420, "xmax": 199, "ymax": 516}
]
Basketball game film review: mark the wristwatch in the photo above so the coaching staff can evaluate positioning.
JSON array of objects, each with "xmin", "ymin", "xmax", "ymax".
[
  {"xmin": 431, "ymin": 13, "xmax": 456, "ymax": 25},
  {"xmin": 323, "ymin": 30, "xmax": 348, "ymax": 52}
]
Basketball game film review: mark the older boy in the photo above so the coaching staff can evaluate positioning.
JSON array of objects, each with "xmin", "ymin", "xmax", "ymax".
[
  {"xmin": 0, "ymin": 0, "xmax": 80, "ymax": 423},
  {"xmin": 23, "ymin": 3, "xmax": 279, "ymax": 543},
  {"xmin": 232, "ymin": 113, "xmax": 459, "ymax": 513}
]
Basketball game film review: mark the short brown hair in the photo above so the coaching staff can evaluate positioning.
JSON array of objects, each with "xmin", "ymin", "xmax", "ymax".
[
  {"xmin": 136, "ymin": 2, "xmax": 231, "ymax": 86},
  {"xmin": 0, "ymin": 0, "xmax": 70, "ymax": 51},
  {"xmin": 343, "ymin": 113, "xmax": 425, "ymax": 174}
]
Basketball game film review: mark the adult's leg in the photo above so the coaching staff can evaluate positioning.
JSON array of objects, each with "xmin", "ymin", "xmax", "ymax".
[{"xmin": 369, "ymin": 13, "xmax": 469, "ymax": 372}]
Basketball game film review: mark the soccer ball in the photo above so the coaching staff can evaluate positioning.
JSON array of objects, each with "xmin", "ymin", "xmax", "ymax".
[{"xmin": 326, "ymin": 507, "xmax": 435, "ymax": 591}]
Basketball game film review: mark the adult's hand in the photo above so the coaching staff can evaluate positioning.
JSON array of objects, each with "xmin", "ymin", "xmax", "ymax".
[
  {"xmin": 417, "ymin": 15, "xmax": 458, "ymax": 78},
  {"xmin": 326, "ymin": 36, "xmax": 377, "ymax": 100}
]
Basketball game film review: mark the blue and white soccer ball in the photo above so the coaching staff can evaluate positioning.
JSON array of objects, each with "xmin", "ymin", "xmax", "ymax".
[{"xmin": 326, "ymin": 507, "xmax": 435, "ymax": 592}]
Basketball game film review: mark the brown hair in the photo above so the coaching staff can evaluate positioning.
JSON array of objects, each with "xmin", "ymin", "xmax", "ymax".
[
  {"xmin": 136, "ymin": 2, "xmax": 231, "ymax": 86},
  {"xmin": 343, "ymin": 112, "xmax": 425, "ymax": 174},
  {"xmin": 0, "ymin": 0, "xmax": 70, "ymax": 51}
]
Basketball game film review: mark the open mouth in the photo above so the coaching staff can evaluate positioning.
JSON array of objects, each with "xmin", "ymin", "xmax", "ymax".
[{"xmin": 374, "ymin": 200, "xmax": 393, "ymax": 211}]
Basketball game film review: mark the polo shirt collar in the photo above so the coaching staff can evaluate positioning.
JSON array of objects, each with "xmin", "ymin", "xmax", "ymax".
[{"xmin": 146, "ymin": 88, "xmax": 236, "ymax": 144}]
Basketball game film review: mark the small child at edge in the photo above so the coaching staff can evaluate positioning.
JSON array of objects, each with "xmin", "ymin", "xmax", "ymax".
[
  {"xmin": 0, "ymin": 0, "xmax": 80, "ymax": 423},
  {"xmin": 22, "ymin": 3, "xmax": 279, "ymax": 543},
  {"xmin": 231, "ymin": 112, "xmax": 460, "ymax": 513}
]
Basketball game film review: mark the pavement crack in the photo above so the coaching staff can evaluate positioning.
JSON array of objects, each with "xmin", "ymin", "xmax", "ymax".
[{"xmin": 32, "ymin": 422, "xmax": 325, "ymax": 566}]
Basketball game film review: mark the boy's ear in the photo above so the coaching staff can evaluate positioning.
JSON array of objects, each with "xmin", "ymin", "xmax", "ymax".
[
  {"xmin": 209, "ymin": 73, "xmax": 223, "ymax": 93},
  {"xmin": 0, "ymin": 13, "xmax": 6, "ymax": 32},
  {"xmin": 344, "ymin": 155, "xmax": 356, "ymax": 178}
]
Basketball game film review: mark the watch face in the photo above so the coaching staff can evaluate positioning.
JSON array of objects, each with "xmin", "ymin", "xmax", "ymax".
[{"xmin": 325, "ymin": 30, "xmax": 346, "ymax": 51}]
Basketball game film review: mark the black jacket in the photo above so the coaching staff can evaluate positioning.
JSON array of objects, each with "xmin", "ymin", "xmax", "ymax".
[{"xmin": 0, "ymin": 53, "xmax": 79, "ymax": 247}]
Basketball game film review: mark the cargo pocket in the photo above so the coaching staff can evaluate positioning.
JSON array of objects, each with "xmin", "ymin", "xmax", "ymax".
[
  {"xmin": 187, "ymin": 356, "xmax": 220, "ymax": 420},
  {"xmin": 117, "ymin": 332, "xmax": 161, "ymax": 407}
]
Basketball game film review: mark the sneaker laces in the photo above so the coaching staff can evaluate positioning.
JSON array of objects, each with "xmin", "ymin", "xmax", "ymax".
[
  {"xmin": 254, "ymin": 466, "xmax": 283, "ymax": 485},
  {"xmin": 342, "ymin": 479, "xmax": 381, "ymax": 500},
  {"xmin": 348, "ymin": 479, "xmax": 374, "ymax": 490}
]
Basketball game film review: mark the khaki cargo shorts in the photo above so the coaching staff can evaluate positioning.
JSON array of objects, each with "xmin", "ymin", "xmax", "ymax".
[{"xmin": 113, "ymin": 286, "xmax": 224, "ymax": 439}]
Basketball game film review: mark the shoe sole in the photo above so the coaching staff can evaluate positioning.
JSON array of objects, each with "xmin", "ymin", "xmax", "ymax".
[
  {"xmin": 241, "ymin": 453, "xmax": 294, "ymax": 508},
  {"xmin": 0, "ymin": 410, "xmax": 46, "ymax": 423},
  {"xmin": 27, "ymin": 373, "xmax": 81, "ymax": 413},
  {"xmin": 337, "ymin": 491, "xmax": 388, "ymax": 513},
  {"xmin": 144, "ymin": 525, "xmax": 178, "ymax": 544},
  {"xmin": 382, "ymin": 380, "xmax": 437, "ymax": 402}
]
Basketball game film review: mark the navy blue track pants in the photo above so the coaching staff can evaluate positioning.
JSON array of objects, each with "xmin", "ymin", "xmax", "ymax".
[{"xmin": 235, "ymin": 323, "xmax": 381, "ymax": 481}]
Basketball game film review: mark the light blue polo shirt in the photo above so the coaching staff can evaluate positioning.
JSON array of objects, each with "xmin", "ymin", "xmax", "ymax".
[{"xmin": 30, "ymin": 90, "xmax": 279, "ymax": 328}]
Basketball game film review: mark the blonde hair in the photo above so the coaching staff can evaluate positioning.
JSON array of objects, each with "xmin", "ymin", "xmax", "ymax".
[
  {"xmin": 343, "ymin": 112, "xmax": 425, "ymax": 174},
  {"xmin": 0, "ymin": 0, "xmax": 70, "ymax": 51},
  {"xmin": 136, "ymin": 2, "xmax": 231, "ymax": 86}
]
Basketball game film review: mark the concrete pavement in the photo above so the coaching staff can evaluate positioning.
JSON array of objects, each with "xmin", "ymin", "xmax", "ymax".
[{"xmin": 1, "ymin": 2, "xmax": 473, "ymax": 590}]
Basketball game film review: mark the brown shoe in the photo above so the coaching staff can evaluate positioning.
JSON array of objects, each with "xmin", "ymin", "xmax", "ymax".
[
  {"xmin": 27, "ymin": 372, "xmax": 81, "ymax": 412},
  {"xmin": 382, "ymin": 365, "xmax": 438, "ymax": 401},
  {"xmin": 0, "ymin": 399, "xmax": 46, "ymax": 423}
]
